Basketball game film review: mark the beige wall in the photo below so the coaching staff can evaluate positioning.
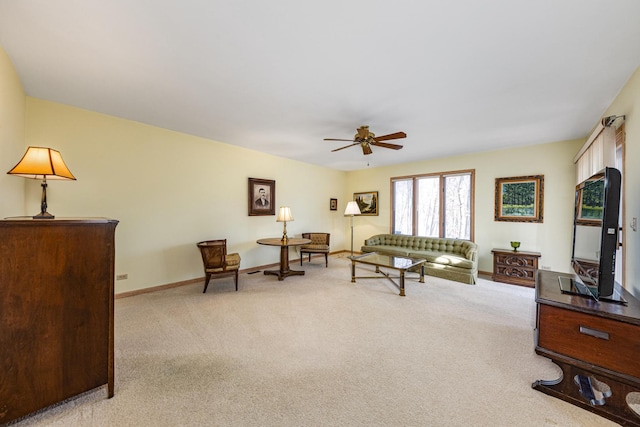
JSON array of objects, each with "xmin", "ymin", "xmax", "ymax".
[
  {"xmin": 23, "ymin": 99, "xmax": 348, "ymax": 293},
  {"xmin": 604, "ymin": 66, "xmax": 640, "ymax": 298},
  {"xmin": 0, "ymin": 46, "xmax": 26, "ymax": 217},
  {"xmin": 345, "ymin": 139, "xmax": 584, "ymax": 275},
  {"xmin": 345, "ymin": 65, "xmax": 640, "ymax": 298},
  {"xmin": 2, "ymin": 41, "xmax": 639, "ymax": 297}
]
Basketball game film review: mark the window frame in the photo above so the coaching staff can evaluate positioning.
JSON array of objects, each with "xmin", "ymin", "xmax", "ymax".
[{"xmin": 390, "ymin": 169, "xmax": 475, "ymax": 241}]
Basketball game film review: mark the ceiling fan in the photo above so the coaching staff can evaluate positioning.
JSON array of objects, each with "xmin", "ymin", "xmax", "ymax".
[{"xmin": 325, "ymin": 125, "xmax": 406, "ymax": 155}]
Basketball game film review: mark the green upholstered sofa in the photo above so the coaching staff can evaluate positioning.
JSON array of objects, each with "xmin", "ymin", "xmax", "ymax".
[{"xmin": 361, "ymin": 234, "xmax": 478, "ymax": 284}]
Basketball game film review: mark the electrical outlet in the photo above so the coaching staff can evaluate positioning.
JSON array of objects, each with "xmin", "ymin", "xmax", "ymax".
[
  {"xmin": 541, "ymin": 265, "xmax": 551, "ymax": 270},
  {"xmin": 631, "ymin": 217, "xmax": 638, "ymax": 232},
  {"xmin": 116, "ymin": 274, "xmax": 128, "ymax": 280}
]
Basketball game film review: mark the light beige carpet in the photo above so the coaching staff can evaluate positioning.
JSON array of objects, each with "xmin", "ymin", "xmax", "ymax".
[{"xmin": 10, "ymin": 254, "xmax": 616, "ymax": 426}]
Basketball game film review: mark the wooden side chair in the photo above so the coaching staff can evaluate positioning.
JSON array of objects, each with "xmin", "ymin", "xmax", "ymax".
[
  {"xmin": 300, "ymin": 232, "xmax": 330, "ymax": 267},
  {"xmin": 196, "ymin": 239, "xmax": 241, "ymax": 293}
]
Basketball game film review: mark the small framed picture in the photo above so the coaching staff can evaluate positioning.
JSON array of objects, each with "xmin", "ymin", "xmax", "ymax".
[
  {"xmin": 354, "ymin": 191, "xmax": 378, "ymax": 216},
  {"xmin": 330, "ymin": 198, "xmax": 337, "ymax": 211},
  {"xmin": 248, "ymin": 178, "xmax": 275, "ymax": 216},
  {"xmin": 495, "ymin": 175, "xmax": 544, "ymax": 222}
]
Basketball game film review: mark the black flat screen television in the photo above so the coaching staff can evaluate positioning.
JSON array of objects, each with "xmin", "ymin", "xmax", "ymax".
[{"xmin": 559, "ymin": 167, "xmax": 626, "ymax": 304}]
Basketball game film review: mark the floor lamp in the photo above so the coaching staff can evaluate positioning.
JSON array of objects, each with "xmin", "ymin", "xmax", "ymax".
[{"xmin": 344, "ymin": 201, "xmax": 361, "ymax": 258}]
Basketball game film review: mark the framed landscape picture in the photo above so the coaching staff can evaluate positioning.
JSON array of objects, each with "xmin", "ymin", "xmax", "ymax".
[
  {"xmin": 248, "ymin": 178, "xmax": 275, "ymax": 216},
  {"xmin": 576, "ymin": 173, "xmax": 605, "ymax": 225},
  {"xmin": 354, "ymin": 191, "xmax": 378, "ymax": 216},
  {"xmin": 495, "ymin": 175, "xmax": 544, "ymax": 222}
]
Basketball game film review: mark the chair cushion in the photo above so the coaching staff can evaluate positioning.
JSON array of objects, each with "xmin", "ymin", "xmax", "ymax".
[
  {"xmin": 301, "ymin": 244, "xmax": 329, "ymax": 252},
  {"xmin": 225, "ymin": 253, "xmax": 241, "ymax": 266},
  {"xmin": 205, "ymin": 253, "xmax": 240, "ymax": 272}
]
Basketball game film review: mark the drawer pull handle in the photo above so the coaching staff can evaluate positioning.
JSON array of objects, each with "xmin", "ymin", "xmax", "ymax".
[{"xmin": 579, "ymin": 325, "xmax": 610, "ymax": 340}]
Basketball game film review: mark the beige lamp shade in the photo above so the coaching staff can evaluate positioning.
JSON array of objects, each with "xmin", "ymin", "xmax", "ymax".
[
  {"xmin": 344, "ymin": 201, "xmax": 361, "ymax": 216},
  {"xmin": 276, "ymin": 206, "xmax": 293, "ymax": 243},
  {"xmin": 276, "ymin": 206, "xmax": 294, "ymax": 222},
  {"xmin": 7, "ymin": 146, "xmax": 76, "ymax": 180},
  {"xmin": 345, "ymin": 201, "xmax": 361, "ymax": 257},
  {"xmin": 7, "ymin": 146, "xmax": 76, "ymax": 219}
]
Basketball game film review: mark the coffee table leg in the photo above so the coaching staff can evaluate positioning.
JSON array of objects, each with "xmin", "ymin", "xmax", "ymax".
[
  {"xmin": 420, "ymin": 264, "xmax": 425, "ymax": 283},
  {"xmin": 351, "ymin": 259, "xmax": 356, "ymax": 283},
  {"xmin": 399, "ymin": 271, "xmax": 405, "ymax": 296}
]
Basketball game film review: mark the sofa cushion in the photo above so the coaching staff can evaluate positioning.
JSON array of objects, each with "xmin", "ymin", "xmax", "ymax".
[
  {"xmin": 407, "ymin": 251, "xmax": 475, "ymax": 269},
  {"xmin": 361, "ymin": 245, "xmax": 411, "ymax": 257},
  {"xmin": 368, "ymin": 235, "xmax": 472, "ymax": 255}
]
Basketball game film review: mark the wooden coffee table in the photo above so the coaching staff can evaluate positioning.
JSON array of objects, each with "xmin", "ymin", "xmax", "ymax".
[{"xmin": 350, "ymin": 252, "xmax": 426, "ymax": 296}]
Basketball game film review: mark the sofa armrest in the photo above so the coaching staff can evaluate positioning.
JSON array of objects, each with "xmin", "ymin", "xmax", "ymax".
[{"xmin": 464, "ymin": 244, "xmax": 478, "ymax": 262}]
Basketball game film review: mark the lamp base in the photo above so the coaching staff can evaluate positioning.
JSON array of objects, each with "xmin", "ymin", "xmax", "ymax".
[{"xmin": 33, "ymin": 211, "xmax": 55, "ymax": 220}]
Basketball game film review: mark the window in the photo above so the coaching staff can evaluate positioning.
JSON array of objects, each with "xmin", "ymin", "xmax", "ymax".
[{"xmin": 391, "ymin": 170, "xmax": 474, "ymax": 240}]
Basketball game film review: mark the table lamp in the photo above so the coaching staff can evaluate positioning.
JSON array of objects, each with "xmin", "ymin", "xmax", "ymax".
[
  {"xmin": 344, "ymin": 201, "xmax": 361, "ymax": 257},
  {"xmin": 7, "ymin": 146, "xmax": 76, "ymax": 219},
  {"xmin": 276, "ymin": 206, "xmax": 294, "ymax": 243}
]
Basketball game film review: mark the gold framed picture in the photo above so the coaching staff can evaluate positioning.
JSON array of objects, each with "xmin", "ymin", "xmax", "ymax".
[
  {"xmin": 495, "ymin": 175, "xmax": 543, "ymax": 222},
  {"xmin": 354, "ymin": 191, "xmax": 378, "ymax": 216}
]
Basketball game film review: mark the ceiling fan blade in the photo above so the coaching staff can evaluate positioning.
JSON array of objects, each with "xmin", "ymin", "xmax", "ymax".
[
  {"xmin": 327, "ymin": 127, "xmax": 405, "ymax": 156},
  {"xmin": 331, "ymin": 142, "xmax": 360, "ymax": 152},
  {"xmin": 374, "ymin": 131, "xmax": 407, "ymax": 142},
  {"xmin": 371, "ymin": 141, "xmax": 403, "ymax": 150}
]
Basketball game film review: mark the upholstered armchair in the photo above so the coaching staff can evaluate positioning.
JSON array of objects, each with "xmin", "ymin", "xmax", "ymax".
[
  {"xmin": 196, "ymin": 239, "xmax": 241, "ymax": 293},
  {"xmin": 300, "ymin": 232, "xmax": 330, "ymax": 267}
]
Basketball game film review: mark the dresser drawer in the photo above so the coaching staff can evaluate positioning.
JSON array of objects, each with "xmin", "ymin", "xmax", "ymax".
[
  {"xmin": 537, "ymin": 304, "xmax": 640, "ymax": 379},
  {"xmin": 494, "ymin": 265, "xmax": 536, "ymax": 283},
  {"xmin": 491, "ymin": 249, "xmax": 540, "ymax": 287},
  {"xmin": 495, "ymin": 253, "xmax": 538, "ymax": 268}
]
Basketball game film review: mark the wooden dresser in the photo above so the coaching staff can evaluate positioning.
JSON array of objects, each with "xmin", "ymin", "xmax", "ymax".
[
  {"xmin": 491, "ymin": 248, "xmax": 541, "ymax": 287},
  {"xmin": 0, "ymin": 218, "xmax": 118, "ymax": 424},
  {"xmin": 534, "ymin": 269, "xmax": 640, "ymax": 426}
]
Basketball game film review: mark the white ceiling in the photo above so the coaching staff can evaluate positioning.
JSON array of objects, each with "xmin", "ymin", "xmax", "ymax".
[{"xmin": 1, "ymin": 1, "xmax": 639, "ymax": 171}]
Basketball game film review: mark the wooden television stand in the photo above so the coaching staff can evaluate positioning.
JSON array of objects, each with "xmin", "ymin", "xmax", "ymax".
[{"xmin": 533, "ymin": 269, "xmax": 640, "ymax": 426}]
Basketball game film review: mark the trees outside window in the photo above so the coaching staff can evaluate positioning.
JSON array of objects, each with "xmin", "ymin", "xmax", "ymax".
[{"xmin": 392, "ymin": 170, "xmax": 474, "ymax": 240}]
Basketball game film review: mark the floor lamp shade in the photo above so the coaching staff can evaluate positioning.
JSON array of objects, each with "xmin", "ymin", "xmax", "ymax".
[
  {"xmin": 344, "ymin": 201, "xmax": 361, "ymax": 257},
  {"xmin": 7, "ymin": 146, "xmax": 76, "ymax": 219},
  {"xmin": 344, "ymin": 201, "xmax": 361, "ymax": 216}
]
